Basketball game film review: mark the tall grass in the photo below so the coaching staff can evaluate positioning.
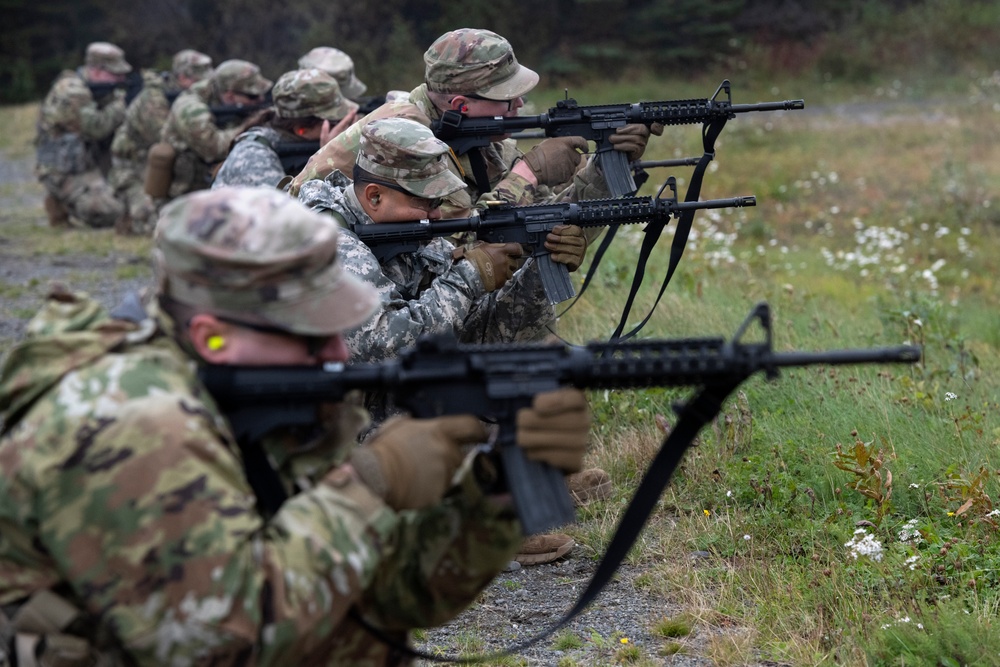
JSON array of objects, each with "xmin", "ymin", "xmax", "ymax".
[{"xmin": 546, "ymin": 67, "xmax": 1000, "ymax": 665}]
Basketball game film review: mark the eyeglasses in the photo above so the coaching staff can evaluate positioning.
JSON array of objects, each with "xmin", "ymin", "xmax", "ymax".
[
  {"xmin": 216, "ymin": 316, "xmax": 330, "ymax": 356},
  {"xmin": 358, "ymin": 177, "xmax": 445, "ymax": 212},
  {"xmin": 464, "ymin": 94, "xmax": 519, "ymax": 112}
]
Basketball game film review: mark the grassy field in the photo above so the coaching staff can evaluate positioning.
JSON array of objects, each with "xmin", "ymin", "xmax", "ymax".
[{"xmin": 2, "ymin": 64, "xmax": 1000, "ymax": 665}]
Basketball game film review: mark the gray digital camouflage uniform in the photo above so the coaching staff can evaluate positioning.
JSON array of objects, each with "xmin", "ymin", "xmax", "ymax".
[
  {"xmin": 0, "ymin": 187, "xmax": 521, "ymax": 666},
  {"xmin": 213, "ymin": 68, "xmax": 358, "ymax": 190},
  {"xmin": 300, "ymin": 171, "xmax": 556, "ymax": 360}
]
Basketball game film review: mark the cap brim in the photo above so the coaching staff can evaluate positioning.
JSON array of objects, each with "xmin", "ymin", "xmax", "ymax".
[
  {"xmin": 315, "ymin": 97, "xmax": 359, "ymax": 122},
  {"xmin": 107, "ymin": 62, "xmax": 133, "ymax": 75},
  {"xmin": 245, "ymin": 77, "xmax": 273, "ymax": 96},
  {"xmin": 256, "ymin": 266, "xmax": 380, "ymax": 336},
  {"xmin": 341, "ymin": 75, "xmax": 368, "ymax": 100},
  {"xmin": 398, "ymin": 167, "xmax": 467, "ymax": 200},
  {"xmin": 476, "ymin": 64, "xmax": 538, "ymax": 100}
]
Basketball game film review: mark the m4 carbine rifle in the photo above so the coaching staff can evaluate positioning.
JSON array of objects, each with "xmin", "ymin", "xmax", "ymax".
[
  {"xmin": 200, "ymin": 303, "xmax": 920, "ymax": 535},
  {"xmin": 351, "ymin": 191, "xmax": 756, "ymax": 305},
  {"xmin": 430, "ymin": 79, "xmax": 804, "ymax": 196}
]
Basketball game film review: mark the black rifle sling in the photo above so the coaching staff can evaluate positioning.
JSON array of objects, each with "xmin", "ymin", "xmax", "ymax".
[
  {"xmin": 467, "ymin": 148, "xmax": 493, "ymax": 196},
  {"xmin": 351, "ymin": 379, "xmax": 742, "ymax": 663},
  {"xmin": 610, "ymin": 117, "xmax": 729, "ymax": 342},
  {"xmin": 237, "ymin": 439, "xmax": 289, "ymax": 519}
]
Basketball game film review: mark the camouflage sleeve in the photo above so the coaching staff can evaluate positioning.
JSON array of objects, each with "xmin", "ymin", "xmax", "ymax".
[
  {"xmin": 338, "ymin": 229, "xmax": 486, "ymax": 362},
  {"xmin": 472, "ymin": 139, "xmax": 537, "ymax": 207},
  {"xmin": 8, "ymin": 349, "xmax": 407, "ymax": 665},
  {"xmin": 360, "ymin": 451, "xmax": 521, "ymax": 628},
  {"xmin": 458, "ymin": 256, "xmax": 558, "ymax": 344},
  {"xmin": 173, "ymin": 97, "xmax": 242, "ymax": 162},
  {"xmin": 77, "ymin": 86, "xmax": 126, "ymax": 142},
  {"xmin": 289, "ymin": 102, "xmax": 431, "ymax": 196},
  {"xmin": 212, "ymin": 135, "xmax": 286, "ymax": 189},
  {"xmin": 129, "ymin": 88, "xmax": 171, "ymax": 147}
]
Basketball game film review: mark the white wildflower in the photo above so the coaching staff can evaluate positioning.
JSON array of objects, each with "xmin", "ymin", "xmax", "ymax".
[{"xmin": 845, "ymin": 529, "xmax": 884, "ymax": 562}]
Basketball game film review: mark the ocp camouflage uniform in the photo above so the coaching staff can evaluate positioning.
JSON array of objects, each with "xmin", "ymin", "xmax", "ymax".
[
  {"xmin": 287, "ymin": 31, "xmax": 612, "ymax": 217},
  {"xmin": 0, "ymin": 188, "xmax": 521, "ymax": 666},
  {"xmin": 35, "ymin": 69, "xmax": 126, "ymax": 228},
  {"xmin": 160, "ymin": 60, "xmax": 272, "ymax": 199},
  {"xmin": 110, "ymin": 50, "xmax": 213, "ymax": 233}
]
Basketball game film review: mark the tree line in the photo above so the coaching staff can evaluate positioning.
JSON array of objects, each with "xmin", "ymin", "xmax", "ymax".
[{"xmin": 2, "ymin": 0, "xmax": 994, "ymax": 104}]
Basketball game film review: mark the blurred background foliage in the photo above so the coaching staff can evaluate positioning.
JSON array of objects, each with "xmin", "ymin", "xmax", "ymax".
[{"xmin": 2, "ymin": 0, "xmax": 999, "ymax": 104}]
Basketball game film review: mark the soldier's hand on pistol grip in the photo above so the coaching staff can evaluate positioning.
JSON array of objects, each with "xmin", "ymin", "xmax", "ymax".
[
  {"xmin": 608, "ymin": 122, "xmax": 664, "ymax": 162},
  {"xmin": 454, "ymin": 242, "xmax": 523, "ymax": 291},
  {"xmin": 522, "ymin": 137, "xmax": 588, "ymax": 186},
  {"xmin": 515, "ymin": 388, "xmax": 590, "ymax": 473},
  {"xmin": 545, "ymin": 224, "xmax": 587, "ymax": 272},
  {"xmin": 349, "ymin": 415, "xmax": 488, "ymax": 510}
]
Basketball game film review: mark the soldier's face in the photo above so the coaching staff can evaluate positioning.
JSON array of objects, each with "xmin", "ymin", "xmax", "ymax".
[{"xmin": 366, "ymin": 184, "xmax": 445, "ymax": 222}]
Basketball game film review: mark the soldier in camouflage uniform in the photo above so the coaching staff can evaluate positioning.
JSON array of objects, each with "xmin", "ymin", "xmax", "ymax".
[
  {"xmin": 213, "ymin": 68, "xmax": 358, "ymax": 189},
  {"xmin": 0, "ymin": 186, "xmax": 591, "ymax": 666},
  {"xmin": 299, "ymin": 118, "xmax": 604, "ymax": 567},
  {"xmin": 109, "ymin": 49, "xmax": 213, "ymax": 234},
  {"xmin": 287, "ymin": 28, "xmax": 658, "ymax": 220},
  {"xmin": 159, "ymin": 59, "xmax": 273, "ymax": 200},
  {"xmin": 34, "ymin": 42, "xmax": 131, "ymax": 229},
  {"xmin": 298, "ymin": 46, "xmax": 369, "ymax": 104}
]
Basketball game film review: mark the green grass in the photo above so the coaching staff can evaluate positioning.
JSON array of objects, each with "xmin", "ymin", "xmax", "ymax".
[{"xmin": 4, "ymin": 49, "xmax": 1000, "ymax": 667}]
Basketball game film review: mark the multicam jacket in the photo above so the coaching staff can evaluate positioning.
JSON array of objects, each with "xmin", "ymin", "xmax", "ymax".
[
  {"xmin": 299, "ymin": 171, "xmax": 557, "ymax": 366},
  {"xmin": 35, "ymin": 69, "xmax": 126, "ymax": 179},
  {"xmin": 110, "ymin": 70, "xmax": 175, "ymax": 178},
  {"xmin": 212, "ymin": 126, "xmax": 297, "ymax": 189},
  {"xmin": 288, "ymin": 84, "xmax": 612, "ymax": 216},
  {"xmin": 0, "ymin": 289, "xmax": 521, "ymax": 666},
  {"xmin": 160, "ymin": 79, "xmax": 245, "ymax": 197}
]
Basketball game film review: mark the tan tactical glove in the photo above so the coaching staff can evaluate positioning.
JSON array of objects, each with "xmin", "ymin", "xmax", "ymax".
[
  {"xmin": 608, "ymin": 123, "xmax": 665, "ymax": 162},
  {"xmin": 453, "ymin": 242, "xmax": 523, "ymax": 291},
  {"xmin": 545, "ymin": 224, "xmax": 587, "ymax": 272},
  {"xmin": 350, "ymin": 415, "xmax": 488, "ymax": 510},
  {"xmin": 516, "ymin": 388, "xmax": 590, "ymax": 473},
  {"xmin": 522, "ymin": 137, "xmax": 588, "ymax": 186}
]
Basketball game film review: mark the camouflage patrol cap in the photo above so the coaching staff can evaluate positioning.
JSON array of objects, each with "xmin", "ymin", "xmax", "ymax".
[
  {"xmin": 85, "ymin": 42, "xmax": 132, "ymax": 75},
  {"xmin": 272, "ymin": 68, "xmax": 359, "ymax": 121},
  {"xmin": 212, "ymin": 59, "xmax": 273, "ymax": 96},
  {"xmin": 298, "ymin": 47, "xmax": 368, "ymax": 99},
  {"xmin": 154, "ymin": 187, "xmax": 378, "ymax": 336},
  {"xmin": 424, "ymin": 29, "xmax": 538, "ymax": 100},
  {"xmin": 357, "ymin": 118, "xmax": 466, "ymax": 199},
  {"xmin": 172, "ymin": 49, "xmax": 213, "ymax": 81}
]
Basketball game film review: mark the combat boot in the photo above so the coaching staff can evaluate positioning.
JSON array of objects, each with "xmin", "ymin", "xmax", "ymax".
[
  {"xmin": 567, "ymin": 468, "xmax": 612, "ymax": 506},
  {"xmin": 43, "ymin": 195, "xmax": 70, "ymax": 228},
  {"xmin": 514, "ymin": 533, "xmax": 575, "ymax": 566}
]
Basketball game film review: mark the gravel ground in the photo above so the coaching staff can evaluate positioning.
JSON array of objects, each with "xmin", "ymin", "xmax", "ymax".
[{"xmin": 0, "ymin": 148, "xmax": 778, "ymax": 666}]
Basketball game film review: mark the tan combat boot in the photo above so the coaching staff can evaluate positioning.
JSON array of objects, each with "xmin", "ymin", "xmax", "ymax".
[
  {"xmin": 514, "ymin": 533, "xmax": 575, "ymax": 566},
  {"xmin": 43, "ymin": 194, "xmax": 70, "ymax": 228},
  {"xmin": 567, "ymin": 468, "xmax": 612, "ymax": 506}
]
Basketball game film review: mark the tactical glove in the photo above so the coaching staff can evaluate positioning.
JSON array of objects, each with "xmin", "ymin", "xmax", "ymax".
[
  {"xmin": 350, "ymin": 415, "xmax": 487, "ymax": 510},
  {"xmin": 522, "ymin": 137, "xmax": 588, "ymax": 186},
  {"xmin": 607, "ymin": 122, "xmax": 664, "ymax": 162},
  {"xmin": 516, "ymin": 388, "xmax": 590, "ymax": 473},
  {"xmin": 454, "ymin": 242, "xmax": 523, "ymax": 291},
  {"xmin": 545, "ymin": 224, "xmax": 587, "ymax": 272}
]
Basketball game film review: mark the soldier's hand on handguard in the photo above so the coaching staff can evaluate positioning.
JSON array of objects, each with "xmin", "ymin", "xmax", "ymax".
[
  {"xmin": 516, "ymin": 388, "xmax": 590, "ymax": 473},
  {"xmin": 454, "ymin": 242, "xmax": 523, "ymax": 291},
  {"xmin": 608, "ymin": 122, "xmax": 664, "ymax": 162},
  {"xmin": 350, "ymin": 415, "xmax": 488, "ymax": 510},
  {"xmin": 545, "ymin": 224, "xmax": 587, "ymax": 272},
  {"xmin": 522, "ymin": 137, "xmax": 588, "ymax": 186}
]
